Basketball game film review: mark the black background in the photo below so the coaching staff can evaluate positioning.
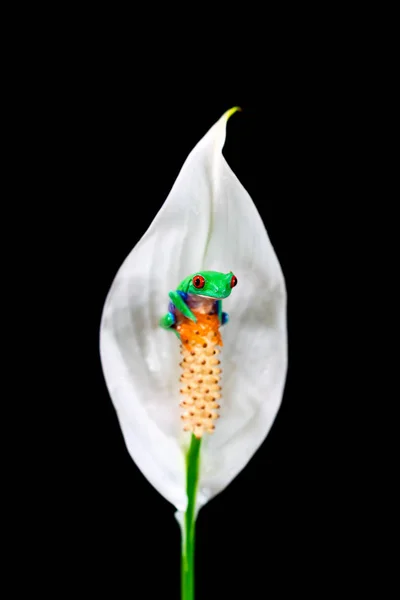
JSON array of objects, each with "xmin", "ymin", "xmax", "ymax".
[
  {"xmin": 5, "ymin": 3, "xmax": 393, "ymax": 592},
  {"xmin": 18, "ymin": 59, "xmax": 369, "ymax": 597}
]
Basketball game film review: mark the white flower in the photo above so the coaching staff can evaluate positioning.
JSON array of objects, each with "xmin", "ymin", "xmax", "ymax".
[{"xmin": 99, "ymin": 108, "xmax": 287, "ymax": 517}]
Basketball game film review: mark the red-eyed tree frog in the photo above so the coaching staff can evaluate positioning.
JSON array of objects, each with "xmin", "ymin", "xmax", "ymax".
[{"xmin": 159, "ymin": 270, "xmax": 238, "ymax": 337}]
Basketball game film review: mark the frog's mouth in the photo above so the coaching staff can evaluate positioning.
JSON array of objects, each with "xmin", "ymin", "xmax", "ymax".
[{"xmin": 195, "ymin": 294, "xmax": 224, "ymax": 300}]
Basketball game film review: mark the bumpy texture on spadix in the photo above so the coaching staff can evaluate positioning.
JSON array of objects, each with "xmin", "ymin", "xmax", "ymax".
[
  {"xmin": 100, "ymin": 107, "xmax": 287, "ymax": 516},
  {"xmin": 178, "ymin": 308, "xmax": 222, "ymax": 439}
]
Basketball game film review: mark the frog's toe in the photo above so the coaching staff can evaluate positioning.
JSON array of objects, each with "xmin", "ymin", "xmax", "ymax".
[
  {"xmin": 160, "ymin": 312, "xmax": 176, "ymax": 329},
  {"xmin": 221, "ymin": 312, "xmax": 229, "ymax": 325}
]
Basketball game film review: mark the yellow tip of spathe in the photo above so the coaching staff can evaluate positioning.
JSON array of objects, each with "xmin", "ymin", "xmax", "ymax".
[{"xmin": 224, "ymin": 106, "xmax": 242, "ymax": 121}]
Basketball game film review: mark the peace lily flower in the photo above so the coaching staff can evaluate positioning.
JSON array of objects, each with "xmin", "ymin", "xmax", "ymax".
[{"xmin": 100, "ymin": 107, "xmax": 287, "ymax": 599}]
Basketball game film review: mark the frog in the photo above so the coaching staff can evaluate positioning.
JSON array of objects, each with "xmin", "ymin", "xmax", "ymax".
[{"xmin": 159, "ymin": 270, "xmax": 238, "ymax": 338}]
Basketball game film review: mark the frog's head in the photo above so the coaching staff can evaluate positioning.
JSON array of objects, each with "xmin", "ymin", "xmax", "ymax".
[{"xmin": 185, "ymin": 270, "xmax": 237, "ymax": 299}]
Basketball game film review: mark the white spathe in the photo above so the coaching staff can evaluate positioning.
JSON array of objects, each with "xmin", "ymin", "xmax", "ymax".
[{"xmin": 100, "ymin": 108, "xmax": 287, "ymax": 515}]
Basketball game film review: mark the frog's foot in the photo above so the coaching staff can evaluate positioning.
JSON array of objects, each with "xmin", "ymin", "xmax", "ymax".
[
  {"xmin": 159, "ymin": 311, "xmax": 176, "ymax": 330},
  {"xmin": 221, "ymin": 312, "xmax": 229, "ymax": 325}
]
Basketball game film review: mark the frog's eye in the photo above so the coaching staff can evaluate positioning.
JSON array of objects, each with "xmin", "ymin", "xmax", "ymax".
[
  {"xmin": 230, "ymin": 275, "xmax": 238, "ymax": 288},
  {"xmin": 193, "ymin": 275, "xmax": 205, "ymax": 289}
]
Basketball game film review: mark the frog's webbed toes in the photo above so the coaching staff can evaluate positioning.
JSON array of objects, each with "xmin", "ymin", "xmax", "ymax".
[{"xmin": 159, "ymin": 312, "xmax": 176, "ymax": 329}]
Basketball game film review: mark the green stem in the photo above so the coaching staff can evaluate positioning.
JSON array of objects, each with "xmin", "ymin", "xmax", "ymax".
[{"xmin": 181, "ymin": 434, "xmax": 202, "ymax": 600}]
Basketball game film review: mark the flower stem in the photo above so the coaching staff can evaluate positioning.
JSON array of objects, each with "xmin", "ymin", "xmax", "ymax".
[{"xmin": 181, "ymin": 434, "xmax": 202, "ymax": 600}]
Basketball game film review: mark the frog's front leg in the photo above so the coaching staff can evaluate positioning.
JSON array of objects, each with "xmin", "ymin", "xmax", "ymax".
[
  {"xmin": 159, "ymin": 291, "xmax": 196, "ymax": 339},
  {"xmin": 216, "ymin": 300, "xmax": 229, "ymax": 325},
  {"xmin": 169, "ymin": 290, "xmax": 196, "ymax": 322}
]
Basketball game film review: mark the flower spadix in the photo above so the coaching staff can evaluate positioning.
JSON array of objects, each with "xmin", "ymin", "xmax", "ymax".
[{"xmin": 100, "ymin": 108, "xmax": 287, "ymax": 516}]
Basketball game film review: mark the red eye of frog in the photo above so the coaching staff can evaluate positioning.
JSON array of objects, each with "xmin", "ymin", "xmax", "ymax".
[
  {"xmin": 230, "ymin": 275, "xmax": 237, "ymax": 288},
  {"xmin": 193, "ymin": 275, "xmax": 205, "ymax": 289}
]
